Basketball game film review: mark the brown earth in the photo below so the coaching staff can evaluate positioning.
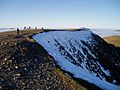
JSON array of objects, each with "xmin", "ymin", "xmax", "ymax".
[
  {"xmin": 103, "ymin": 35, "xmax": 120, "ymax": 47},
  {"xmin": 0, "ymin": 29, "xmax": 88, "ymax": 90}
]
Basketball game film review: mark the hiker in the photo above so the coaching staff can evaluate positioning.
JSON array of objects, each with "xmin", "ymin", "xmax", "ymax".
[
  {"xmin": 28, "ymin": 26, "xmax": 31, "ymax": 30},
  {"xmin": 17, "ymin": 28, "xmax": 19, "ymax": 35},
  {"xmin": 24, "ymin": 27, "xmax": 26, "ymax": 30},
  {"xmin": 35, "ymin": 27, "xmax": 37, "ymax": 30},
  {"xmin": 42, "ymin": 27, "xmax": 44, "ymax": 30}
]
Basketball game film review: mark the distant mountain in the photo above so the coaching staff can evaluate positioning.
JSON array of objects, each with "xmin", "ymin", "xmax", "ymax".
[{"xmin": 33, "ymin": 29, "xmax": 120, "ymax": 90}]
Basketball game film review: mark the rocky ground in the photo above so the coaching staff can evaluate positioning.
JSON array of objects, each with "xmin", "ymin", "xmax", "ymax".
[{"xmin": 0, "ymin": 29, "xmax": 87, "ymax": 90}]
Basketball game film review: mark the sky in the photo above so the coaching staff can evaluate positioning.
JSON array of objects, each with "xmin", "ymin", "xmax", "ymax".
[{"xmin": 0, "ymin": 0, "xmax": 120, "ymax": 29}]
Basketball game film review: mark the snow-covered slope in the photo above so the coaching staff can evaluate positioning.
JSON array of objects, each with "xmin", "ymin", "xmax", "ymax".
[{"xmin": 33, "ymin": 29, "xmax": 120, "ymax": 90}]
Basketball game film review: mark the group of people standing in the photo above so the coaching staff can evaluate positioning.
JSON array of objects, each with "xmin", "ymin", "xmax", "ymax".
[
  {"xmin": 16, "ymin": 27, "xmax": 44, "ymax": 35},
  {"xmin": 23, "ymin": 26, "xmax": 32, "ymax": 30}
]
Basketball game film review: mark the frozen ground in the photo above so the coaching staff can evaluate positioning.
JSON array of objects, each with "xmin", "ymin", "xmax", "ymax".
[{"xmin": 33, "ymin": 30, "xmax": 120, "ymax": 90}]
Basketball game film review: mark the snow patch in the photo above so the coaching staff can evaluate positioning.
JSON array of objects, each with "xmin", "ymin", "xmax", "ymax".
[{"xmin": 33, "ymin": 30, "xmax": 120, "ymax": 90}]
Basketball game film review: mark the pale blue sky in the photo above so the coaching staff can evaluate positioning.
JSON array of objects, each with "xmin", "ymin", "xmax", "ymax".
[{"xmin": 0, "ymin": 0, "xmax": 120, "ymax": 29}]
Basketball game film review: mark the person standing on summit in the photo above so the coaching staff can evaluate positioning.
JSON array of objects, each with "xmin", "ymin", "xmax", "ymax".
[{"xmin": 17, "ymin": 28, "xmax": 19, "ymax": 35}]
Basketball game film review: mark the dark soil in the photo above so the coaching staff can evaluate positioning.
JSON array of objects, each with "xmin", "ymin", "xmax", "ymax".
[{"xmin": 0, "ymin": 30, "xmax": 87, "ymax": 90}]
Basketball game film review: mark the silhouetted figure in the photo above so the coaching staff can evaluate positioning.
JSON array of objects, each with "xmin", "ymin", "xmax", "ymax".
[
  {"xmin": 28, "ymin": 26, "xmax": 31, "ymax": 30},
  {"xmin": 42, "ymin": 27, "xmax": 44, "ymax": 30},
  {"xmin": 24, "ymin": 27, "xmax": 26, "ymax": 30},
  {"xmin": 17, "ymin": 28, "xmax": 19, "ymax": 35},
  {"xmin": 35, "ymin": 27, "xmax": 37, "ymax": 30}
]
